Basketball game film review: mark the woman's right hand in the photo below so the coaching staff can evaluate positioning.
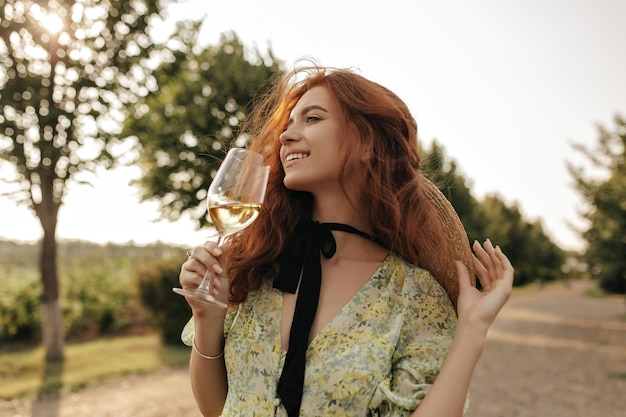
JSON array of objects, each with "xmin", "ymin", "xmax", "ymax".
[{"xmin": 180, "ymin": 240, "xmax": 231, "ymax": 314}]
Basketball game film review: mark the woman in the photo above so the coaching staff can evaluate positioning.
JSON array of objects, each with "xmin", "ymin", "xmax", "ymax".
[{"xmin": 179, "ymin": 63, "xmax": 514, "ymax": 417}]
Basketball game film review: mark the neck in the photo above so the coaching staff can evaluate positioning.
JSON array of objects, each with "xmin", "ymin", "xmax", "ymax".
[
  {"xmin": 311, "ymin": 196, "xmax": 371, "ymax": 235},
  {"xmin": 320, "ymin": 222, "xmax": 388, "ymax": 262}
]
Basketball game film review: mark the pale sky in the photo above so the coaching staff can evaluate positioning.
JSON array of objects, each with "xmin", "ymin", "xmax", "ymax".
[{"xmin": 1, "ymin": 0, "xmax": 625, "ymax": 251}]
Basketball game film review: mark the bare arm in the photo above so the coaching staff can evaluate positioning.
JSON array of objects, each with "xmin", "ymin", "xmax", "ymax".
[
  {"xmin": 180, "ymin": 242, "xmax": 232, "ymax": 417},
  {"xmin": 411, "ymin": 240, "xmax": 514, "ymax": 417}
]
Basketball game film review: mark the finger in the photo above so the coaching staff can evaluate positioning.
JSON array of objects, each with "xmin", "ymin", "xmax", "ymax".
[
  {"xmin": 210, "ymin": 274, "xmax": 225, "ymax": 292},
  {"xmin": 472, "ymin": 255, "xmax": 492, "ymax": 292},
  {"xmin": 183, "ymin": 258, "xmax": 208, "ymax": 279},
  {"xmin": 181, "ymin": 245, "xmax": 219, "ymax": 288},
  {"xmin": 482, "ymin": 239, "xmax": 499, "ymax": 279},
  {"xmin": 202, "ymin": 240, "xmax": 222, "ymax": 257},
  {"xmin": 475, "ymin": 239, "xmax": 502, "ymax": 282},
  {"xmin": 188, "ymin": 244, "xmax": 222, "ymax": 270},
  {"xmin": 181, "ymin": 257, "xmax": 209, "ymax": 283},
  {"xmin": 494, "ymin": 246, "xmax": 513, "ymax": 269},
  {"xmin": 207, "ymin": 270, "xmax": 229, "ymax": 301},
  {"xmin": 211, "ymin": 260, "xmax": 224, "ymax": 276},
  {"xmin": 455, "ymin": 260, "xmax": 472, "ymax": 292},
  {"xmin": 472, "ymin": 241, "xmax": 494, "ymax": 290},
  {"xmin": 483, "ymin": 239, "xmax": 504, "ymax": 281},
  {"xmin": 472, "ymin": 240, "xmax": 491, "ymax": 268},
  {"xmin": 494, "ymin": 246, "xmax": 515, "ymax": 285}
]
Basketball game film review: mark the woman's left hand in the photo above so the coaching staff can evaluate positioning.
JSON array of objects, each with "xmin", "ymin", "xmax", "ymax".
[{"xmin": 455, "ymin": 239, "xmax": 514, "ymax": 331}]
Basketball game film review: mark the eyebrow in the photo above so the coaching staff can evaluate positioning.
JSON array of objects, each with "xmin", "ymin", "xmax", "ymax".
[{"xmin": 286, "ymin": 104, "xmax": 330, "ymax": 127}]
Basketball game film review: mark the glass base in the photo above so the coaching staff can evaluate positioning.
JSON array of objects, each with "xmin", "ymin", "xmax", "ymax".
[{"xmin": 172, "ymin": 287, "xmax": 228, "ymax": 308}]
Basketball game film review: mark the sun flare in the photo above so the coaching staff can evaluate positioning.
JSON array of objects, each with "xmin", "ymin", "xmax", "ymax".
[{"xmin": 42, "ymin": 14, "xmax": 64, "ymax": 34}]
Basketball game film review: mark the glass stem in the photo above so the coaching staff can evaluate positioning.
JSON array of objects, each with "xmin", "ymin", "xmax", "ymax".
[{"xmin": 197, "ymin": 234, "xmax": 225, "ymax": 292}]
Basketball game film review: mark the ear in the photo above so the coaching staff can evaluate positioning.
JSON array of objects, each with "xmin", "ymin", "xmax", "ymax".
[
  {"xmin": 360, "ymin": 149, "xmax": 372, "ymax": 163},
  {"xmin": 359, "ymin": 141, "xmax": 374, "ymax": 163}
]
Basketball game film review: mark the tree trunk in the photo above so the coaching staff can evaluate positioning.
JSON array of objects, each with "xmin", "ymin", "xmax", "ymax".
[
  {"xmin": 39, "ymin": 210, "xmax": 64, "ymax": 361},
  {"xmin": 35, "ymin": 160, "xmax": 64, "ymax": 361},
  {"xmin": 41, "ymin": 298, "xmax": 64, "ymax": 361},
  {"xmin": 37, "ymin": 29, "xmax": 64, "ymax": 361}
]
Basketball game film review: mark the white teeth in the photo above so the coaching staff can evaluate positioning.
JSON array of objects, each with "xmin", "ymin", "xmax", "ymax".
[{"xmin": 286, "ymin": 153, "xmax": 308, "ymax": 162}]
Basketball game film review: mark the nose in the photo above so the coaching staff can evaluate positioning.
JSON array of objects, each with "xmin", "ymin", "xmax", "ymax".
[{"xmin": 279, "ymin": 124, "xmax": 301, "ymax": 146}]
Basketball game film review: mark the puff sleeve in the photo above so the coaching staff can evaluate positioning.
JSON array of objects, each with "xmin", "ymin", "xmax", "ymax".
[{"xmin": 369, "ymin": 268, "xmax": 465, "ymax": 416}]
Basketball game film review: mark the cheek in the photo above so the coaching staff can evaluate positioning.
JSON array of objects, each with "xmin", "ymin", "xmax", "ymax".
[{"xmin": 278, "ymin": 146, "xmax": 285, "ymax": 166}]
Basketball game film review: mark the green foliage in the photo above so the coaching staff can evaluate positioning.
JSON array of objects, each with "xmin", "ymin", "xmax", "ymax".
[
  {"xmin": 480, "ymin": 195, "xmax": 565, "ymax": 286},
  {"xmin": 135, "ymin": 256, "xmax": 191, "ymax": 345},
  {"xmin": 0, "ymin": 239, "xmax": 186, "ymax": 343},
  {"xmin": 123, "ymin": 29, "xmax": 283, "ymax": 227},
  {"xmin": 422, "ymin": 141, "xmax": 565, "ymax": 286},
  {"xmin": 568, "ymin": 114, "xmax": 626, "ymax": 294},
  {"xmin": 0, "ymin": 0, "xmax": 175, "ymax": 205},
  {"xmin": 62, "ymin": 265, "xmax": 138, "ymax": 338},
  {"xmin": 0, "ymin": 273, "xmax": 41, "ymax": 342},
  {"xmin": 0, "ymin": 241, "xmax": 42, "ymax": 341},
  {"xmin": 422, "ymin": 141, "xmax": 487, "ymax": 241},
  {"xmin": 0, "ymin": 0, "xmax": 178, "ymax": 359}
]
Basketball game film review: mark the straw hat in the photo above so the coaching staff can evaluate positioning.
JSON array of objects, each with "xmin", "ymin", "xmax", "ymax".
[{"xmin": 418, "ymin": 173, "xmax": 476, "ymax": 311}]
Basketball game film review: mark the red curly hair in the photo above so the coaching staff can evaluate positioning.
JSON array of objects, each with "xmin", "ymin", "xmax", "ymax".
[{"xmin": 226, "ymin": 63, "xmax": 448, "ymax": 304}]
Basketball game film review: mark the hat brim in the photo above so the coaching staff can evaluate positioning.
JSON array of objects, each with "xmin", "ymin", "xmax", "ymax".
[{"xmin": 419, "ymin": 174, "xmax": 476, "ymax": 311}]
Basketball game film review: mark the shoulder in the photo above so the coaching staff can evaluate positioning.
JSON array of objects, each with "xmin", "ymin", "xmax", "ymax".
[
  {"xmin": 383, "ymin": 253, "xmax": 454, "ymax": 314},
  {"xmin": 384, "ymin": 254, "xmax": 446, "ymax": 296}
]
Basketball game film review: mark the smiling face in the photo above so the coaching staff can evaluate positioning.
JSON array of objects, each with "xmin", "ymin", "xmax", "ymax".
[{"xmin": 279, "ymin": 86, "xmax": 352, "ymax": 195}]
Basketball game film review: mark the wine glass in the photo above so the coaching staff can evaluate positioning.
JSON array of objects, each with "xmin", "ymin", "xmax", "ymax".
[{"xmin": 173, "ymin": 148, "xmax": 269, "ymax": 308}]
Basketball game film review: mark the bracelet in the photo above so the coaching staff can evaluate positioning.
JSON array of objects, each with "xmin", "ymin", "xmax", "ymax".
[{"xmin": 192, "ymin": 337, "xmax": 224, "ymax": 360}]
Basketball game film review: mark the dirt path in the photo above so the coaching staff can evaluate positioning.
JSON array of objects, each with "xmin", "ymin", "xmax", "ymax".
[
  {"xmin": 465, "ymin": 280, "xmax": 626, "ymax": 417},
  {"xmin": 2, "ymin": 280, "xmax": 625, "ymax": 417}
]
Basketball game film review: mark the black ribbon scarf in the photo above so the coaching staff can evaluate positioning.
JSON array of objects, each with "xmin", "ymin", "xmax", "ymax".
[{"xmin": 273, "ymin": 221, "xmax": 376, "ymax": 417}]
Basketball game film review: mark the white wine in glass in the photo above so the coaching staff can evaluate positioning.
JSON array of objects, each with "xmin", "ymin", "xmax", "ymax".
[
  {"xmin": 173, "ymin": 148, "xmax": 269, "ymax": 308},
  {"xmin": 208, "ymin": 201, "xmax": 262, "ymax": 236}
]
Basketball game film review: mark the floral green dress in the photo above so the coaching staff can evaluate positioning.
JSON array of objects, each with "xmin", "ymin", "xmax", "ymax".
[{"xmin": 182, "ymin": 253, "xmax": 459, "ymax": 417}]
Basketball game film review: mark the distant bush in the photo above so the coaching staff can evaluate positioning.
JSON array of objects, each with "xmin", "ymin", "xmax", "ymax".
[
  {"xmin": 63, "ymin": 265, "xmax": 140, "ymax": 339},
  {"xmin": 0, "ymin": 272, "xmax": 41, "ymax": 342},
  {"xmin": 135, "ymin": 257, "xmax": 191, "ymax": 345},
  {"xmin": 0, "ymin": 265, "xmax": 141, "ymax": 343},
  {"xmin": 0, "ymin": 239, "xmax": 186, "ymax": 344}
]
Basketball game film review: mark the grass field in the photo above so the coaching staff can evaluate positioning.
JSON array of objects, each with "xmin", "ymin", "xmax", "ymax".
[{"xmin": 0, "ymin": 333, "xmax": 190, "ymax": 399}]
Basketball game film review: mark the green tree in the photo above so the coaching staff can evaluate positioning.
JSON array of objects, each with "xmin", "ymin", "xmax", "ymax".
[
  {"xmin": 568, "ymin": 114, "xmax": 626, "ymax": 294},
  {"xmin": 0, "ymin": 0, "xmax": 175, "ymax": 360},
  {"xmin": 123, "ymin": 30, "xmax": 281, "ymax": 227},
  {"xmin": 422, "ymin": 140, "xmax": 487, "ymax": 241},
  {"xmin": 480, "ymin": 195, "xmax": 564, "ymax": 286},
  {"xmin": 422, "ymin": 140, "xmax": 565, "ymax": 287}
]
